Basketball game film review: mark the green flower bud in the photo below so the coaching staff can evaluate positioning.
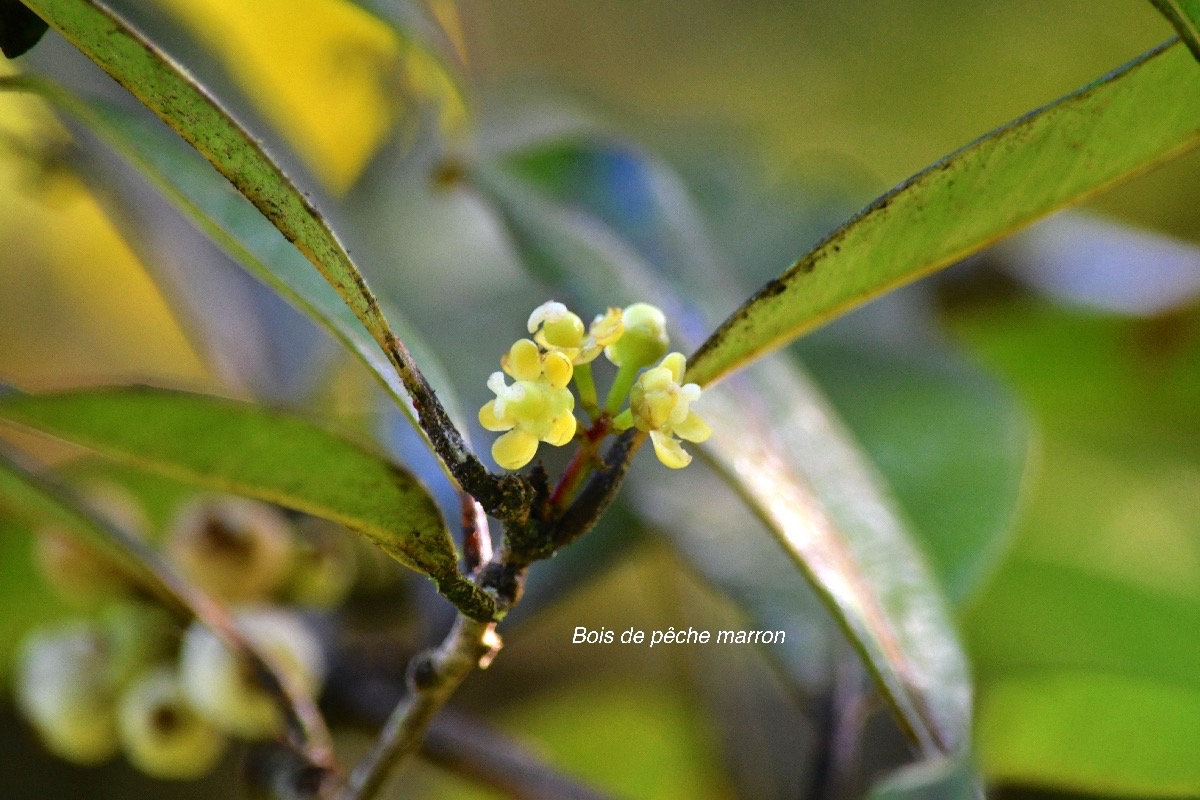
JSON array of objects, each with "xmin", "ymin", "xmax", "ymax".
[
  {"xmin": 34, "ymin": 483, "xmax": 149, "ymax": 606},
  {"xmin": 285, "ymin": 517, "xmax": 358, "ymax": 608},
  {"xmin": 166, "ymin": 497, "xmax": 294, "ymax": 604},
  {"xmin": 34, "ymin": 529, "xmax": 131, "ymax": 607},
  {"xmin": 604, "ymin": 303, "xmax": 668, "ymax": 370},
  {"xmin": 15, "ymin": 623, "xmax": 119, "ymax": 765},
  {"xmin": 179, "ymin": 609, "xmax": 325, "ymax": 739},
  {"xmin": 118, "ymin": 666, "xmax": 226, "ymax": 780},
  {"xmin": 100, "ymin": 602, "xmax": 180, "ymax": 690},
  {"xmin": 527, "ymin": 301, "xmax": 585, "ymax": 349}
]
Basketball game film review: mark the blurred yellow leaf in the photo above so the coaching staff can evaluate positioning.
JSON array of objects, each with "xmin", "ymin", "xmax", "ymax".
[
  {"xmin": 0, "ymin": 73, "xmax": 207, "ymax": 388},
  {"xmin": 158, "ymin": 0, "xmax": 465, "ymax": 195}
]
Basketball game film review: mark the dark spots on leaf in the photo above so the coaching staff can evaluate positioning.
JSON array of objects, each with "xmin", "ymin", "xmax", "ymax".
[{"xmin": 760, "ymin": 278, "xmax": 786, "ymax": 298}]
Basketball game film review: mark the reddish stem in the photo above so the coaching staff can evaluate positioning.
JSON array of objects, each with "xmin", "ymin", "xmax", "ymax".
[{"xmin": 547, "ymin": 416, "xmax": 611, "ymax": 511}]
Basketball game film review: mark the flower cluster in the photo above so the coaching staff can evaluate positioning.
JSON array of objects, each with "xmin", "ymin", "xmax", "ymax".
[{"xmin": 480, "ymin": 301, "xmax": 711, "ymax": 470}]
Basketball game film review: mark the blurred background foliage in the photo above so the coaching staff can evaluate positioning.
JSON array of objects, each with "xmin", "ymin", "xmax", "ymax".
[{"xmin": 2, "ymin": 1, "xmax": 1200, "ymax": 798}]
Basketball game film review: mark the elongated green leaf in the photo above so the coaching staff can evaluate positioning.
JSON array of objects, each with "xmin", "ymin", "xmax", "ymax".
[
  {"xmin": 1151, "ymin": 1, "xmax": 1200, "ymax": 61},
  {"xmin": 0, "ymin": 388, "xmax": 496, "ymax": 620},
  {"xmin": 0, "ymin": 75, "xmax": 463, "ymax": 431},
  {"xmin": 472, "ymin": 146, "xmax": 971, "ymax": 755},
  {"xmin": 699, "ymin": 361, "xmax": 970, "ymax": 757},
  {"xmin": 868, "ymin": 757, "xmax": 983, "ymax": 800},
  {"xmin": 16, "ymin": 0, "xmax": 455, "ymax": 450},
  {"xmin": 687, "ymin": 39, "xmax": 1200, "ymax": 388},
  {"xmin": 21, "ymin": 0, "xmax": 378, "ymax": 343}
]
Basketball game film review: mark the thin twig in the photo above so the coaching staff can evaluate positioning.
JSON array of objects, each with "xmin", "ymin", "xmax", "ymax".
[
  {"xmin": 337, "ymin": 616, "xmax": 499, "ymax": 800},
  {"xmin": 460, "ymin": 492, "xmax": 492, "ymax": 573},
  {"xmin": 323, "ymin": 668, "xmax": 613, "ymax": 800},
  {"xmin": 388, "ymin": 334, "xmax": 533, "ymax": 522},
  {"xmin": 340, "ymin": 428, "xmax": 649, "ymax": 800}
]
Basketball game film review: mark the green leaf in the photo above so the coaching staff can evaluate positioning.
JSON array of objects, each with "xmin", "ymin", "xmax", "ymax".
[
  {"xmin": 0, "ymin": 388, "xmax": 496, "ymax": 620},
  {"xmin": 978, "ymin": 670, "xmax": 1200, "ymax": 796},
  {"xmin": 1, "ymin": 0, "xmax": 47, "ymax": 57},
  {"xmin": 687, "ymin": 40, "xmax": 1200, "ymax": 388},
  {"xmin": 1151, "ymin": 1, "xmax": 1200, "ymax": 61},
  {"xmin": 16, "ymin": 0, "xmax": 441, "ymax": 440},
  {"xmin": 868, "ymin": 757, "xmax": 983, "ymax": 800},
  {"xmin": 1, "ymin": 75, "xmax": 463, "ymax": 431},
  {"xmin": 699, "ymin": 359, "xmax": 971, "ymax": 757},
  {"xmin": 797, "ymin": 336, "xmax": 1028, "ymax": 603}
]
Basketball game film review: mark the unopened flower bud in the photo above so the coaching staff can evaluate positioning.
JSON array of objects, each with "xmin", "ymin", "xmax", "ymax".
[
  {"xmin": 15, "ymin": 623, "xmax": 119, "ymax": 765},
  {"xmin": 285, "ymin": 518, "xmax": 358, "ymax": 608},
  {"xmin": 34, "ymin": 483, "xmax": 149, "ymax": 606},
  {"xmin": 179, "ymin": 609, "xmax": 325, "ymax": 739},
  {"xmin": 605, "ymin": 303, "xmax": 668, "ymax": 370},
  {"xmin": 118, "ymin": 666, "xmax": 226, "ymax": 779},
  {"xmin": 528, "ymin": 301, "xmax": 585, "ymax": 349},
  {"xmin": 166, "ymin": 497, "xmax": 293, "ymax": 604}
]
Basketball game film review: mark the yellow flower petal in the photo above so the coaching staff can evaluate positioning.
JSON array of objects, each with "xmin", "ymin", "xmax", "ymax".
[
  {"xmin": 674, "ymin": 410, "xmax": 712, "ymax": 443},
  {"xmin": 542, "ymin": 351, "xmax": 574, "ymax": 389},
  {"xmin": 544, "ymin": 413, "xmax": 577, "ymax": 446},
  {"xmin": 650, "ymin": 430, "xmax": 692, "ymax": 469},
  {"xmin": 588, "ymin": 308, "xmax": 624, "ymax": 347},
  {"xmin": 478, "ymin": 400, "xmax": 513, "ymax": 432},
  {"xmin": 492, "ymin": 429, "xmax": 539, "ymax": 470},
  {"xmin": 503, "ymin": 339, "xmax": 543, "ymax": 382},
  {"xmin": 660, "ymin": 352, "xmax": 686, "ymax": 384}
]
